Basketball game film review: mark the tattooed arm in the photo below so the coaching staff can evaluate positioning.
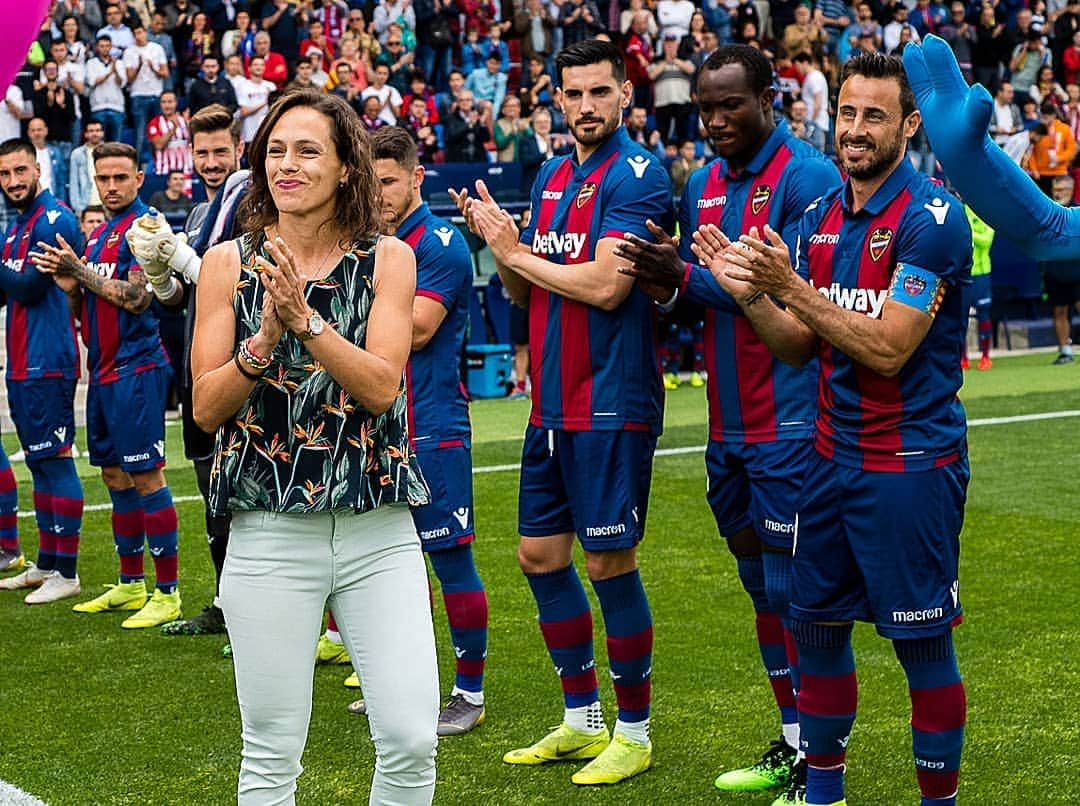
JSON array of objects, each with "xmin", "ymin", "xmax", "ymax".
[{"xmin": 30, "ymin": 234, "xmax": 153, "ymax": 314}]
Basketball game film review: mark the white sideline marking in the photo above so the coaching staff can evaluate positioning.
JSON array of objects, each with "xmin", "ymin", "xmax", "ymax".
[
  {"xmin": 0, "ymin": 780, "xmax": 48, "ymax": 805},
  {"xmin": 14, "ymin": 409, "xmax": 1080, "ymax": 520}
]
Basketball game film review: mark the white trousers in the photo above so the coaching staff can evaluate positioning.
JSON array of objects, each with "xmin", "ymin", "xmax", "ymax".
[{"xmin": 221, "ymin": 505, "xmax": 439, "ymax": 806}]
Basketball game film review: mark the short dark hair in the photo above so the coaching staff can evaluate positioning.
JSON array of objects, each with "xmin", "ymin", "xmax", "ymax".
[
  {"xmin": 167, "ymin": 169, "xmax": 186, "ymax": 180},
  {"xmin": 190, "ymin": 103, "xmax": 240, "ymax": 144},
  {"xmin": 0, "ymin": 138, "xmax": 37, "ymax": 161},
  {"xmin": 371, "ymin": 125, "xmax": 418, "ymax": 170},
  {"xmin": 131, "ymin": 21, "xmax": 145, "ymax": 32},
  {"xmin": 702, "ymin": 44, "xmax": 774, "ymax": 95},
  {"xmin": 555, "ymin": 39, "xmax": 625, "ymax": 84},
  {"xmin": 840, "ymin": 52, "xmax": 916, "ymax": 119},
  {"xmin": 92, "ymin": 141, "xmax": 139, "ymax": 166},
  {"xmin": 1041, "ymin": 101, "xmax": 1059, "ymax": 116},
  {"xmin": 80, "ymin": 204, "xmax": 105, "ymax": 221},
  {"xmin": 96, "ymin": 34, "xmax": 112, "ymax": 44},
  {"xmin": 449, "ymin": 69, "xmax": 465, "ymax": 80}
]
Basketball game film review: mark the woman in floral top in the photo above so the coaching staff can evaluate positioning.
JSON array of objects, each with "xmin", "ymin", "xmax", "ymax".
[{"xmin": 190, "ymin": 89, "xmax": 438, "ymax": 805}]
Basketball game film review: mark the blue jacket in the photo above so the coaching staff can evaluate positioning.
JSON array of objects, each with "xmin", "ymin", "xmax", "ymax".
[{"xmin": 69, "ymin": 145, "xmax": 95, "ymax": 215}]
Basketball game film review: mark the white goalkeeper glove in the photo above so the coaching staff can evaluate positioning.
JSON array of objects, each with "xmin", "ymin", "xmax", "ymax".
[{"xmin": 158, "ymin": 230, "xmax": 202, "ymax": 285}]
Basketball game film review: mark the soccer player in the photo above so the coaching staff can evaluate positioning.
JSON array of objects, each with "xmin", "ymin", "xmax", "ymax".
[
  {"xmin": 0, "ymin": 138, "xmax": 85, "ymax": 603},
  {"xmin": 615, "ymin": 44, "xmax": 841, "ymax": 804},
  {"xmin": 354, "ymin": 125, "xmax": 490, "ymax": 736},
  {"xmin": 454, "ymin": 39, "xmax": 673, "ymax": 785},
  {"xmin": 905, "ymin": 37, "xmax": 1080, "ymax": 262},
  {"xmin": 30, "ymin": 142, "xmax": 182, "ymax": 630},
  {"xmin": 702, "ymin": 53, "xmax": 971, "ymax": 806},
  {"xmin": 126, "ymin": 104, "xmax": 247, "ymax": 638}
]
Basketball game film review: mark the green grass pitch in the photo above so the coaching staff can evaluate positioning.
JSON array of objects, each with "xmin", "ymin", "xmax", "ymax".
[{"xmin": 0, "ymin": 352, "xmax": 1076, "ymax": 805}]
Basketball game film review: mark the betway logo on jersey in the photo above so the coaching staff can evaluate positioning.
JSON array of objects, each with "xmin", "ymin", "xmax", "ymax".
[
  {"xmin": 4, "ymin": 258, "xmax": 25, "ymax": 272},
  {"xmin": 585, "ymin": 523, "xmax": 626, "ymax": 537},
  {"xmin": 86, "ymin": 261, "xmax": 117, "ymax": 278},
  {"xmin": 532, "ymin": 231, "xmax": 587, "ymax": 261},
  {"xmin": 811, "ymin": 280, "xmax": 887, "ymax": 318},
  {"xmin": 697, "ymin": 195, "xmax": 727, "ymax": 209}
]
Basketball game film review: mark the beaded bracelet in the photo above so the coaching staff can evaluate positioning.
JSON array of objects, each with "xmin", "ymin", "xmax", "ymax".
[
  {"xmin": 238, "ymin": 338, "xmax": 271, "ymax": 372},
  {"xmin": 233, "ymin": 352, "xmax": 262, "ymax": 381}
]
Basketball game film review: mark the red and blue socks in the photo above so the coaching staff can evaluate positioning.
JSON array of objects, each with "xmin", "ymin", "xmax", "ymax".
[
  {"xmin": 0, "ymin": 447, "xmax": 20, "ymax": 555},
  {"xmin": 28, "ymin": 457, "xmax": 83, "ymax": 579},
  {"xmin": 738, "ymin": 553, "xmax": 799, "ymax": 742},
  {"xmin": 525, "ymin": 564, "xmax": 603, "ymax": 732},
  {"xmin": 975, "ymin": 302, "xmax": 992, "ymax": 359},
  {"xmin": 592, "ymin": 569, "xmax": 653, "ymax": 745},
  {"xmin": 894, "ymin": 634, "xmax": 965, "ymax": 806},
  {"xmin": 142, "ymin": 486, "xmax": 178, "ymax": 594},
  {"xmin": 110, "ymin": 487, "xmax": 145, "ymax": 583},
  {"xmin": 793, "ymin": 621, "xmax": 857, "ymax": 805},
  {"xmin": 429, "ymin": 544, "xmax": 488, "ymax": 705}
]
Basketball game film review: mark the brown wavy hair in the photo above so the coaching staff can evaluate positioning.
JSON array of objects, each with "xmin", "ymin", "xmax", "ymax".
[{"xmin": 237, "ymin": 89, "xmax": 380, "ymax": 244}]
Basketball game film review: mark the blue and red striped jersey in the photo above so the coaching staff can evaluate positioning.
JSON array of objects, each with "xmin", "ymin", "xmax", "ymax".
[
  {"xmin": 81, "ymin": 199, "xmax": 170, "ymax": 385},
  {"xmin": 799, "ymin": 159, "xmax": 972, "ymax": 472},
  {"xmin": 677, "ymin": 121, "xmax": 841, "ymax": 443},
  {"xmin": 399, "ymin": 202, "xmax": 472, "ymax": 448},
  {"xmin": 1, "ymin": 189, "xmax": 81, "ymax": 381},
  {"xmin": 519, "ymin": 126, "xmax": 674, "ymax": 433}
]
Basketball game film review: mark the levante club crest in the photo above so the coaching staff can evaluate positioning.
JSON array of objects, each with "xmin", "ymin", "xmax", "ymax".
[
  {"xmin": 751, "ymin": 185, "xmax": 771, "ymax": 215},
  {"xmin": 576, "ymin": 183, "xmax": 597, "ymax": 209},
  {"xmin": 904, "ymin": 272, "xmax": 927, "ymax": 297},
  {"xmin": 868, "ymin": 227, "xmax": 893, "ymax": 262}
]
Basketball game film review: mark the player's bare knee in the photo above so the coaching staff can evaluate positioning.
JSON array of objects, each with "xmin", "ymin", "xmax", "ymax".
[
  {"xmin": 131, "ymin": 468, "xmax": 167, "ymax": 497},
  {"xmin": 584, "ymin": 547, "xmax": 637, "ymax": 581},
  {"xmin": 100, "ymin": 466, "xmax": 133, "ymax": 491},
  {"xmin": 726, "ymin": 526, "xmax": 762, "ymax": 558},
  {"xmin": 517, "ymin": 536, "xmax": 572, "ymax": 574}
]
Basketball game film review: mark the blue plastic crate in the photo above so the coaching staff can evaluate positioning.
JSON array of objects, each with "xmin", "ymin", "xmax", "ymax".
[{"xmin": 466, "ymin": 344, "xmax": 512, "ymax": 399}]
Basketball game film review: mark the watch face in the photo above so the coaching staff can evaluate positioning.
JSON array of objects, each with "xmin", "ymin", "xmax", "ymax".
[{"xmin": 310, "ymin": 312, "xmax": 325, "ymax": 335}]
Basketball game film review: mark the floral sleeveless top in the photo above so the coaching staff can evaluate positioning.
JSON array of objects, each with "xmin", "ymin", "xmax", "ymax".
[{"xmin": 208, "ymin": 232, "xmax": 430, "ymax": 516}]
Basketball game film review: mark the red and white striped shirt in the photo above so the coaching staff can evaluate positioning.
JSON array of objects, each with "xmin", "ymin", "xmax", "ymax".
[{"xmin": 147, "ymin": 114, "xmax": 193, "ymax": 179}]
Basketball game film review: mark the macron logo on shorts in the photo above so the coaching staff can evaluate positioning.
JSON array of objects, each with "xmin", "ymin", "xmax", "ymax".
[
  {"xmin": 763, "ymin": 518, "xmax": 795, "ymax": 534},
  {"xmin": 420, "ymin": 527, "xmax": 451, "ymax": 540},
  {"xmin": 891, "ymin": 606, "xmax": 944, "ymax": 623},
  {"xmin": 585, "ymin": 523, "xmax": 626, "ymax": 537}
]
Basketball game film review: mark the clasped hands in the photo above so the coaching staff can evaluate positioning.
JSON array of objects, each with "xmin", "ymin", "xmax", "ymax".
[{"xmin": 252, "ymin": 235, "xmax": 316, "ymax": 346}]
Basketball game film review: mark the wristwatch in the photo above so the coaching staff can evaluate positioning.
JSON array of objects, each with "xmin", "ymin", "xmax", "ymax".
[{"xmin": 297, "ymin": 311, "xmax": 325, "ymax": 342}]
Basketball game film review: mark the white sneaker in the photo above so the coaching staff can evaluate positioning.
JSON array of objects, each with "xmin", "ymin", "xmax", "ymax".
[
  {"xmin": 0, "ymin": 564, "xmax": 52, "ymax": 590},
  {"xmin": 25, "ymin": 574, "xmax": 81, "ymax": 604}
]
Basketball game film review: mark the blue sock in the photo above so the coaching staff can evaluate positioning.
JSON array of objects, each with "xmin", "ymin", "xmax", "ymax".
[
  {"xmin": 142, "ymin": 486, "xmax": 178, "ymax": 594},
  {"xmin": 525, "ymin": 564, "xmax": 598, "ymax": 709},
  {"xmin": 592, "ymin": 570, "xmax": 653, "ymax": 725},
  {"xmin": 763, "ymin": 551, "xmax": 800, "ymax": 693},
  {"xmin": 109, "ymin": 487, "xmax": 145, "ymax": 583},
  {"xmin": 429, "ymin": 544, "xmax": 488, "ymax": 694},
  {"xmin": 25, "ymin": 458, "xmax": 56, "ymax": 572},
  {"xmin": 41, "ymin": 457, "xmax": 83, "ymax": 579}
]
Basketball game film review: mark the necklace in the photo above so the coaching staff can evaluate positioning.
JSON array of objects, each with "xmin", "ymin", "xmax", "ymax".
[{"xmin": 267, "ymin": 226, "xmax": 344, "ymax": 280}]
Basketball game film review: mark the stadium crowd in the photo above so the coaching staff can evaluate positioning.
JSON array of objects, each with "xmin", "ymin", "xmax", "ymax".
[{"xmin": 0, "ymin": 0, "xmax": 1078, "ymax": 800}]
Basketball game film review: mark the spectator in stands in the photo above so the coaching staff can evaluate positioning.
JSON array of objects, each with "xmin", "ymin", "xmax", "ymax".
[
  {"xmin": 148, "ymin": 169, "xmax": 194, "ymax": 214},
  {"xmin": 33, "ymin": 59, "xmax": 78, "ymax": 151},
  {"xmin": 69, "ymin": 120, "xmax": 104, "ymax": 214},
  {"xmin": 329, "ymin": 38, "xmax": 370, "ymax": 92},
  {"xmin": 147, "ymin": 90, "xmax": 193, "ymax": 179},
  {"xmin": 1039, "ymin": 177, "xmax": 1080, "ymax": 364},
  {"xmin": 285, "ymin": 58, "xmax": 320, "ymax": 92},
  {"xmin": 402, "ymin": 72, "xmax": 439, "ymax": 123},
  {"xmin": 484, "ymin": 22, "xmax": 511, "ymax": 73},
  {"xmin": 668, "ymin": 139, "xmax": 701, "ymax": 195},
  {"xmin": 374, "ymin": 0, "xmax": 417, "ymax": 45},
  {"xmin": 518, "ymin": 0, "xmax": 556, "ymax": 71},
  {"xmin": 1054, "ymin": 0, "xmax": 1080, "ymax": 66},
  {"xmin": 494, "ymin": 95, "xmax": 529, "ymax": 161},
  {"xmin": 789, "ymin": 96, "xmax": 827, "ymax": 150},
  {"xmin": 519, "ymin": 105, "xmax": 570, "ymax": 186},
  {"xmin": 518, "ymin": 55, "xmax": 554, "ymax": 114},
  {"xmin": 332, "ymin": 62, "xmax": 363, "ymax": 111},
  {"xmin": 971, "ymin": 4, "xmax": 1007, "ymax": 91},
  {"xmin": 80, "ymin": 204, "xmax": 106, "ymax": 237},
  {"xmin": 657, "ymin": 0, "xmax": 694, "ymax": 39},
  {"xmin": 398, "ymin": 95, "xmax": 440, "ymax": 162},
  {"xmin": 620, "ymin": 0, "xmax": 657, "ymax": 38},
  {"xmin": 98, "ymin": 4, "xmax": 134, "ymax": 57},
  {"xmin": 1005, "ymin": 7, "xmax": 1037, "ymax": 56},
  {"xmin": 60, "ymin": 14, "xmax": 91, "ymax": 65},
  {"xmin": 437, "ymin": 69, "xmax": 466, "ymax": 120},
  {"xmin": 466, "ymin": 51, "xmax": 508, "ymax": 121},
  {"xmin": 1027, "ymin": 102, "xmax": 1078, "ymax": 193},
  {"xmin": 311, "ymin": 0, "xmax": 349, "ymax": 48},
  {"xmin": 301, "ymin": 19, "xmax": 336, "ymax": 72},
  {"xmin": 55, "ymin": 2, "xmax": 100, "ymax": 47},
  {"xmin": 124, "ymin": 22, "xmax": 168, "ymax": 159},
  {"xmin": 678, "ymin": 10, "xmax": 710, "ymax": 59},
  {"xmin": 163, "ymin": 0, "xmax": 197, "ymax": 34},
  {"xmin": 309, "ymin": 49, "xmax": 332, "ymax": 89},
  {"xmin": 1030, "ymin": 64, "xmax": 1068, "ymax": 111},
  {"xmin": 624, "ymin": 105, "xmax": 661, "ymax": 151},
  {"xmin": 461, "ymin": 23, "xmax": 489, "ymax": 76},
  {"xmin": 86, "ymin": 35, "xmax": 126, "ymax": 142},
  {"xmin": 236, "ymin": 55, "xmax": 275, "ymax": 145},
  {"xmin": 1066, "ymin": 83, "xmax": 1080, "ymax": 142},
  {"xmin": 649, "ymin": 33, "xmax": 694, "ymax": 145},
  {"xmin": 937, "ymin": 2, "xmax": 974, "ymax": 82},
  {"xmin": 460, "ymin": 0, "xmax": 497, "ymax": 37},
  {"xmin": 221, "ymin": 9, "xmax": 256, "ymax": 59},
  {"xmin": 444, "ymin": 89, "xmax": 490, "ymax": 161},
  {"xmin": 624, "ymin": 10, "xmax": 654, "ymax": 110},
  {"xmin": 793, "ymin": 49, "xmax": 830, "ymax": 136},
  {"xmin": 1010, "ymin": 30, "xmax": 1051, "ymax": 105},
  {"xmin": 27, "ymin": 118, "xmax": 70, "ymax": 203},
  {"xmin": 908, "ymin": 0, "xmax": 947, "ymax": 39},
  {"xmin": 224, "ymin": 52, "xmax": 247, "ymax": 94},
  {"xmin": 784, "ymin": 2, "xmax": 827, "ymax": 58},
  {"xmin": 148, "ymin": 11, "xmax": 177, "ymax": 91},
  {"xmin": 559, "ymin": 0, "xmax": 604, "ymax": 46},
  {"xmin": 261, "ymin": 0, "xmax": 301, "ymax": 68},
  {"xmin": 813, "ymin": 0, "xmax": 849, "ymax": 52},
  {"xmin": 376, "ymin": 29, "xmax": 416, "ymax": 94},
  {"xmin": 883, "ymin": 5, "xmax": 920, "ymax": 55},
  {"xmin": 361, "ymin": 94, "xmax": 389, "ymax": 131},
  {"xmin": 362, "ymin": 62, "xmax": 404, "ymax": 125},
  {"xmin": 188, "ymin": 55, "xmax": 238, "ymax": 114},
  {"xmin": 415, "ymin": 0, "xmax": 455, "ymax": 93},
  {"xmin": 246, "ymin": 31, "xmax": 288, "ymax": 89}
]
